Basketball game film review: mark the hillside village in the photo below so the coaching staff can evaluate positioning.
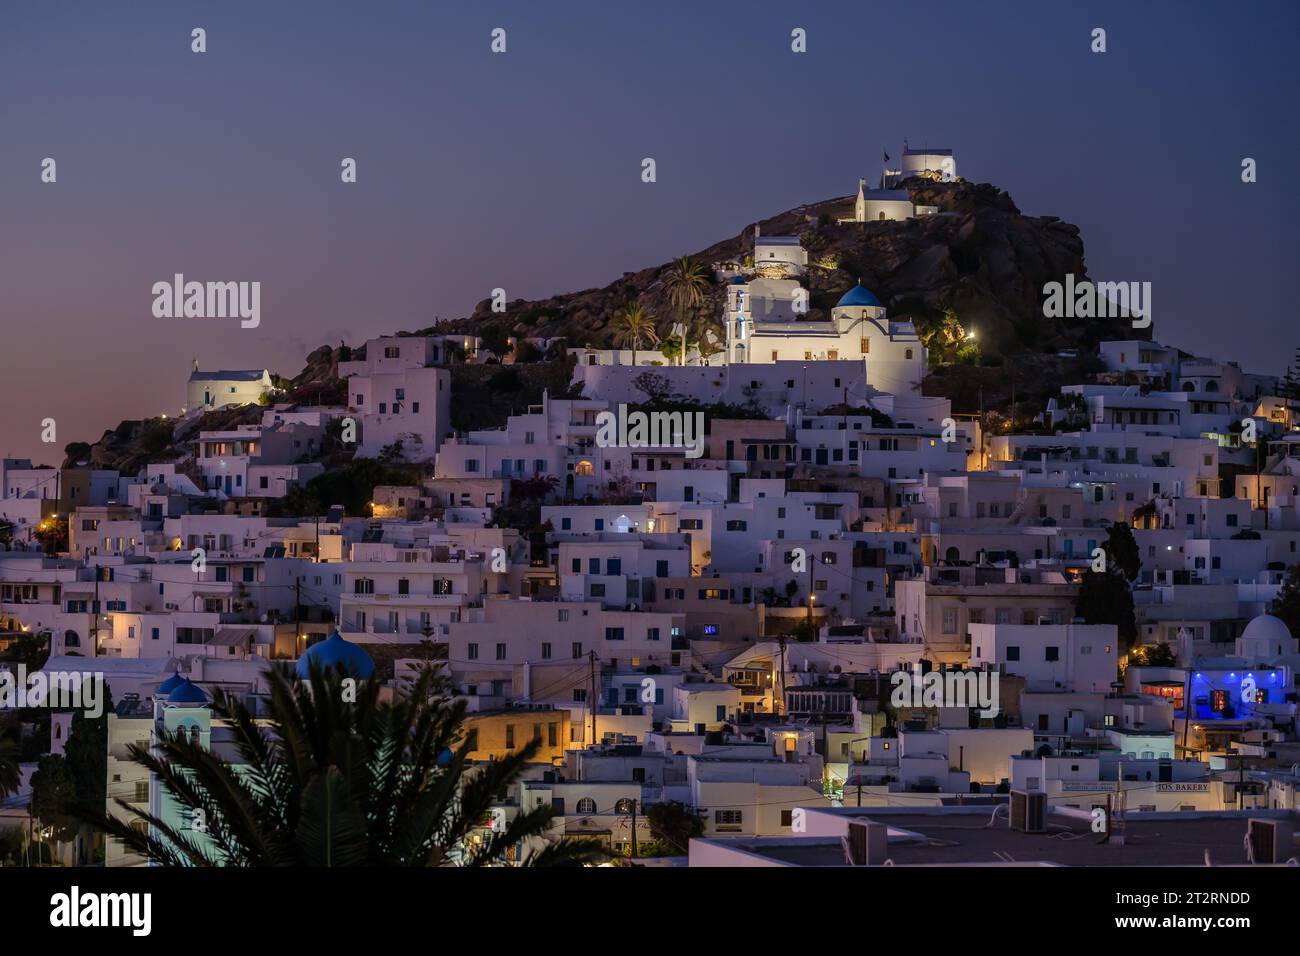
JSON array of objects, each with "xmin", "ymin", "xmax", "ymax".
[{"xmin": 4, "ymin": 151, "xmax": 1300, "ymax": 867}]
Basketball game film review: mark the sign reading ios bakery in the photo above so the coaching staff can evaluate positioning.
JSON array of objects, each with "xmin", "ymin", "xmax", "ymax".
[{"xmin": 1059, "ymin": 782, "xmax": 1210, "ymax": 792}]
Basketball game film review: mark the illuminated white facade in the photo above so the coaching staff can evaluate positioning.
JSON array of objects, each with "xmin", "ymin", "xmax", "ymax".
[{"xmin": 724, "ymin": 268, "xmax": 927, "ymax": 400}]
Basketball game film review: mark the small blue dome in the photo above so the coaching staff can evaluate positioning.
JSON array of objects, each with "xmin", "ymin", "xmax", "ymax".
[
  {"xmin": 295, "ymin": 630, "xmax": 375, "ymax": 680},
  {"xmin": 836, "ymin": 283, "xmax": 883, "ymax": 309},
  {"xmin": 158, "ymin": 669, "xmax": 186, "ymax": 695},
  {"xmin": 166, "ymin": 678, "xmax": 210, "ymax": 706}
]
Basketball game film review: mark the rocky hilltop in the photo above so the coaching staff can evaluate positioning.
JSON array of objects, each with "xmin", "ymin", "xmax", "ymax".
[
  {"xmin": 434, "ymin": 177, "xmax": 1134, "ymax": 356},
  {"xmin": 67, "ymin": 178, "xmax": 1136, "ymax": 472}
]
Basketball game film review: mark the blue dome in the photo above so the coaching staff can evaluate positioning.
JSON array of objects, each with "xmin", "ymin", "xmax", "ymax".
[
  {"xmin": 158, "ymin": 669, "xmax": 186, "ymax": 695},
  {"xmin": 836, "ymin": 283, "xmax": 883, "ymax": 309},
  {"xmin": 295, "ymin": 630, "xmax": 375, "ymax": 680},
  {"xmin": 166, "ymin": 678, "xmax": 210, "ymax": 706}
]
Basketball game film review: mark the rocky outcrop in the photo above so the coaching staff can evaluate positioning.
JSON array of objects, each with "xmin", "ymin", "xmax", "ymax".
[{"xmin": 434, "ymin": 177, "xmax": 1135, "ymax": 358}]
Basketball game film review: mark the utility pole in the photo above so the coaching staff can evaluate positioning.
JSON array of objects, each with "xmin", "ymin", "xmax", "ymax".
[
  {"xmin": 629, "ymin": 800, "xmax": 638, "ymax": 859},
  {"xmin": 820, "ymin": 716, "xmax": 829, "ymax": 793},
  {"xmin": 91, "ymin": 570, "xmax": 100, "ymax": 653},
  {"xmin": 1180, "ymin": 668, "xmax": 1192, "ymax": 758},
  {"xmin": 806, "ymin": 545, "xmax": 816, "ymax": 639},
  {"xmin": 589, "ymin": 650, "xmax": 598, "ymax": 750},
  {"xmin": 777, "ymin": 633, "xmax": 787, "ymax": 718}
]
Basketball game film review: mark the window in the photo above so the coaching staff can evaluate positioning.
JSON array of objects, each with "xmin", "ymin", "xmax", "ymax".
[
  {"xmin": 1045, "ymin": 646, "xmax": 1060, "ymax": 662},
  {"xmin": 942, "ymin": 608, "xmax": 957, "ymax": 634},
  {"xmin": 496, "ymin": 643, "xmax": 507, "ymax": 660},
  {"xmin": 715, "ymin": 809, "xmax": 742, "ymax": 826},
  {"xmin": 572, "ymin": 642, "xmax": 583, "ymax": 659},
  {"xmin": 647, "ymin": 627, "xmax": 660, "ymax": 641},
  {"xmin": 505, "ymin": 724, "xmax": 515, "ymax": 749},
  {"xmin": 542, "ymin": 642, "xmax": 552, "ymax": 659},
  {"xmin": 605, "ymin": 627, "xmax": 625, "ymax": 641},
  {"xmin": 467, "ymin": 643, "xmax": 479, "ymax": 661},
  {"xmin": 576, "ymin": 798, "xmax": 597, "ymax": 814},
  {"xmin": 726, "ymin": 519, "xmax": 747, "ymax": 532},
  {"xmin": 1006, "ymin": 646, "xmax": 1020, "ymax": 661}
]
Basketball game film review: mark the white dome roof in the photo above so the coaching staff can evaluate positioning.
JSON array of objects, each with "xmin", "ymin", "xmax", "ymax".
[{"xmin": 1240, "ymin": 613, "xmax": 1293, "ymax": 645}]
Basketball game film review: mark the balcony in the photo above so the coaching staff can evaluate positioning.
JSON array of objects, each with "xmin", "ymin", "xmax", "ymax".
[{"xmin": 347, "ymin": 591, "xmax": 467, "ymax": 605}]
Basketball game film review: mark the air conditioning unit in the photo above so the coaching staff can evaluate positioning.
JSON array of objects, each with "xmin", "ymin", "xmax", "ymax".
[
  {"xmin": 1246, "ymin": 818, "xmax": 1292, "ymax": 864},
  {"xmin": 843, "ymin": 820, "xmax": 888, "ymax": 865},
  {"xmin": 1010, "ymin": 790, "xmax": 1047, "ymax": 833}
]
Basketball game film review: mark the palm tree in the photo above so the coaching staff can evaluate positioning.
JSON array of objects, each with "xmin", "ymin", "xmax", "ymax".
[
  {"xmin": 81, "ymin": 665, "xmax": 603, "ymax": 867},
  {"xmin": 659, "ymin": 333, "xmax": 688, "ymax": 365},
  {"xmin": 612, "ymin": 301, "xmax": 659, "ymax": 367},
  {"xmin": 662, "ymin": 257, "xmax": 711, "ymax": 364}
]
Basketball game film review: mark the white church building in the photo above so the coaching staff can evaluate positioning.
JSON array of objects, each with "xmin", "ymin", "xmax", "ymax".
[
  {"xmin": 842, "ymin": 179, "xmax": 940, "ymax": 223},
  {"xmin": 724, "ymin": 258, "xmax": 927, "ymax": 401},
  {"xmin": 186, "ymin": 365, "xmax": 274, "ymax": 413}
]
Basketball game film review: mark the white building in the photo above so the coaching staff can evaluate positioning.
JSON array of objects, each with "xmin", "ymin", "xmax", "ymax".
[
  {"xmin": 339, "ymin": 336, "xmax": 452, "ymax": 461},
  {"xmin": 724, "ymin": 278, "xmax": 926, "ymax": 401},
  {"xmin": 186, "ymin": 366, "xmax": 273, "ymax": 413},
  {"xmin": 970, "ymin": 623, "xmax": 1118, "ymax": 694}
]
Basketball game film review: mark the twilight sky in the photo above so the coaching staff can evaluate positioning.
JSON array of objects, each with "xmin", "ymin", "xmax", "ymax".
[{"xmin": 1, "ymin": 0, "xmax": 1296, "ymax": 465}]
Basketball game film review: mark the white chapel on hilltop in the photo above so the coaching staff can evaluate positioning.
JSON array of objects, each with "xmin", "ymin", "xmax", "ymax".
[{"xmin": 843, "ymin": 142, "xmax": 958, "ymax": 223}]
